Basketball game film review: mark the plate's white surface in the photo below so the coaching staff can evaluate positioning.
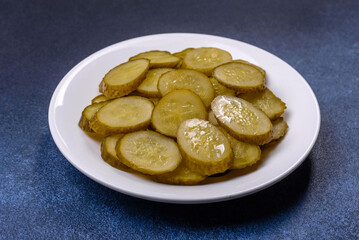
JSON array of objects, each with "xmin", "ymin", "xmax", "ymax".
[{"xmin": 48, "ymin": 33, "xmax": 320, "ymax": 204}]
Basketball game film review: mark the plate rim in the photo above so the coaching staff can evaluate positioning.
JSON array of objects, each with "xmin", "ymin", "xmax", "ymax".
[{"xmin": 48, "ymin": 33, "xmax": 321, "ymax": 204}]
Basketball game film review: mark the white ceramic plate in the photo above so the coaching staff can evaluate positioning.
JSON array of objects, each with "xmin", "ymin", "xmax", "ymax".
[{"xmin": 48, "ymin": 33, "xmax": 320, "ymax": 204}]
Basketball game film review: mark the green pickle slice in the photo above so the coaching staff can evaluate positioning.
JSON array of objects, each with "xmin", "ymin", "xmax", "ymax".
[
  {"xmin": 239, "ymin": 88, "xmax": 286, "ymax": 120},
  {"xmin": 158, "ymin": 69, "xmax": 214, "ymax": 107},
  {"xmin": 182, "ymin": 47, "xmax": 232, "ymax": 76},
  {"xmin": 177, "ymin": 119, "xmax": 233, "ymax": 175},
  {"xmin": 90, "ymin": 96, "xmax": 154, "ymax": 136},
  {"xmin": 99, "ymin": 59, "xmax": 150, "ymax": 98},
  {"xmin": 211, "ymin": 95, "xmax": 272, "ymax": 145},
  {"xmin": 213, "ymin": 61, "xmax": 265, "ymax": 93},
  {"xmin": 117, "ymin": 130, "xmax": 182, "ymax": 175},
  {"xmin": 129, "ymin": 50, "xmax": 181, "ymax": 68},
  {"xmin": 101, "ymin": 134, "xmax": 129, "ymax": 170},
  {"xmin": 152, "ymin": 90, "xmax": 207, "ymax": 138},
  {"xmin": 137, "ymin": 68, "xmax": 173, "ymax": 98}
]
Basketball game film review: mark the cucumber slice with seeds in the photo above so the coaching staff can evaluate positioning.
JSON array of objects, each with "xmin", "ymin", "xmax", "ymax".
[
  {"xmin": 177, "ymin": 119, "xmax": 233, "ymax": 175},
  {"xmin": 239, "ymin": 88, "xmax": 286, "ymax": 120},
  {"xmin": 117, "ymin": 130, "xmax": 182, "ymax": 175},
  {"xmin": 89, "ymin": 96, "xmax": 154, "ymax": 135},
  {"xmin": 99, "ymin": 59, "xmax": 150, "ymax": 99},
  {"xmin": 152, "ymin": 90, "xmax": 207, "ymax": 138},
  {"xmin": 182, "ymin": 47, "xmax": 232, "ymax": 76},
  {"xmin": 233, "ymin": 59, "xmax": 266, "ymax": 77},
  {"xmin": 137, "ymin": 68, "xmax": 173, "ymax": 98},
  {"xmin": 158, "ymin": 69, "xmax": 214, "ymax": 107},
  {"xmin": 129, "ymin": 50, "xmax": 181, "ymax": 68},
  {"xmin": 213, "ymin": 61, "xmax": 265, "ymax": 93},
  {"xmin": 211, "ymin": 95, "xmax": 272, "ymax": 145}
]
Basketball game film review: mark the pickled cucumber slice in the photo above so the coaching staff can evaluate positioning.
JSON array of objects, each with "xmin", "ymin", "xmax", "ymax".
[
  {"xmin": 99, "ymin": 59, "xmax": 150, "ymax": 99},
  {"xmin": 89, "ymin": 96, "xmax": 154, "ymax": 135},
  {"xmin": 129, "ymin": 50, "xmax": 181, "ymax": 68},
  {"xmin": 219, "ymin": 128, "xmax": 261, "ymax": 169},
  {"xmin": 208, "ymin": 110, "xmax": 219, "ymax": 126},
  {"xmin": 209, "ymin": 77, "xmax": 236, "ymax": 97},
  {"xmin": 177, "ymin": 119, "xmax": 233, "ymax": 175},
  {"xmin": 152, "ymin": 162, "xmax": 206, "ymax": 185},
  {"xmin": 233, "ymin": 59, "xmax": 266, "ymax": 77},
  {"xmin": 117, "ymin": 130, "xmax": 182, "ymax": 175},
  {"xmin": 78, "ymin": 101, "xmax": 108, "ymax": 132},
  {"xmin": 137, "ymin": 68, "xmax": 173, "ymax": 98},
  {"xmin": 211, "ymin": 95, "xmax": 272, "ymax": 145},
  {"xmin": 213, "ymin": 61, "xmax": 265, "ymax": 93},
  {"xmin": 182, "ymin": 47, "xmax": 232, "ymax": 76},
  {"xmin": 157, "ymin": 69, "xmax": 214, "ymax": 107},
  {"xmin": 91, "ymin": 94, "xmax": 110, "ymax": 104},
  {"xmin": 152, "ymin": 90, "xmax": 207, "ymax": 138},
  {"xmin": 173, "ymin": 48, "xmax": 194, "ymax": 59},
  {"xmin": 100, "ymin": 134, "xmax": 128, "ymax": 170},
  {"xmin": 173, "ymin": 48, "xmax": 194, "ymax": 68},
  {"xmin": 239, "ymin": 88, "xmax": 286, "ymax": 120},
  {"xmin": 268, "ymin": 117, "xmax": 288, "ymax": 143}
]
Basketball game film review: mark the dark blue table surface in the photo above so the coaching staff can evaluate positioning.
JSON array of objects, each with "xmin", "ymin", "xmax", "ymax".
[{"xmin": 1, "ymin": 0, "xmax": 358, "ymax": 239}]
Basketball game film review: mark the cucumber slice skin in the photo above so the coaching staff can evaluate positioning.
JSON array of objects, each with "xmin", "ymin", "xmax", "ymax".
[
  {"xmin": 211, "ymin": 95, "xmax": 272, "ymax": 145},
  {"xmin": 89, "ymin": 96, "xmax": 154, "ymax": 136},
  {"xmin": 100, "ymin": 59, "xmax": 150, "ymax": 99}
]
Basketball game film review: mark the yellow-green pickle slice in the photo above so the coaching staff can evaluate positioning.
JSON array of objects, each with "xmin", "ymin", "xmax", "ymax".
[
  {"xmin": 152, "ymin": 90, "xmax": 207, "ymax": 138},
  {"xmin": 177, "ymin": 119, "xmax": 233, "ymax": 175},
  {"xmin": 233, "ymin": 59, "xmax": 266, "ymax": 77},
  {"xmin": 100, "ymin": 134, "xmax": 128, "ymax": 170},
  {"xmin": 129, "ymin": 50, "xmax": 181, "ymax": 68},
  {"xmin": 79, "ymin": 101, "xmax": 108, "ymax": 132},
  {"xmin": 209, "ymin": 77, "xmax": 236, "ymax": 97},
  {"xmin": 211, "ymin": 95, "xmax": 272, "ymax": 145},
  {"xmin": 152, "ymin": 162, "xmax": 206, "ymax": 185},
  {"xmin": 117, "ymin": 130, "xmax": 182, "ymax": 175},
  {"xmin": 213, "ymin": 61, "xmax": 265, "ymax": 93},
  {"xmin": 99, "ymin": 59, "xmax": 150, "ymax": 98},
  {"xmin": 182, "ymin": 47, "xmax": 232, "ymax": 76},
  {"xmin": 89, "ymin": 96, "xmax": 154, "ymax": 136},
  {"xmin": 219, "ymin": 128, "xmax": 261, "ymax": 169},
  {"xmin": 157, "ymin": 69, "xmax": 214, "ymax": 107},
  {"xmin": 136, "ymin": 68, "xmax": 173, "ymax": 98},
  {"xmin": 239, "ymin": 88, "xmax": 286, "ymax": 120},
  {"xmin": 266, "ymin": 117, "xmax": 288, "ymax": 144},
  {"xmin": 91, "ymin": 94, "xmax": 110, "ymax": 104}
]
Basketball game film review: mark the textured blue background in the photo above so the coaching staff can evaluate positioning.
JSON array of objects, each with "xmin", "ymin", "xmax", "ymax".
[{"xmin": 1, "ymin": 0, "xmax": 358, "ymax": 239}]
